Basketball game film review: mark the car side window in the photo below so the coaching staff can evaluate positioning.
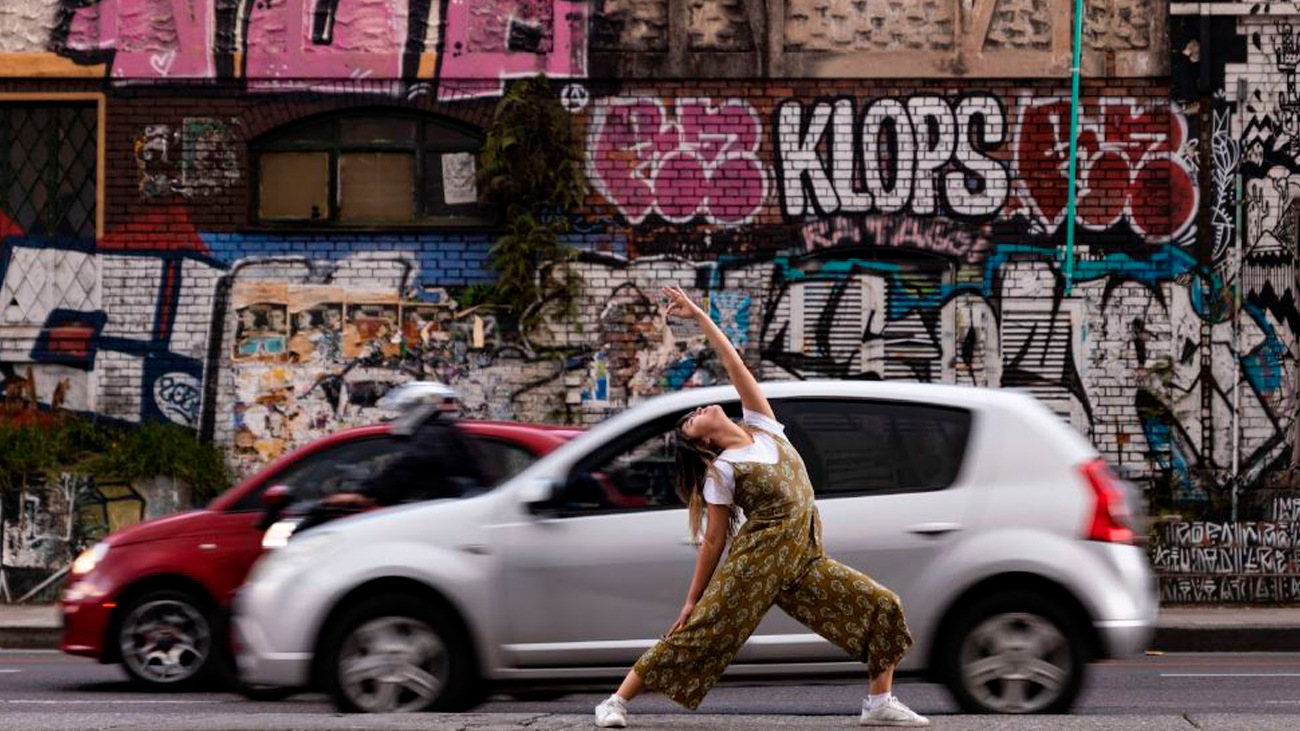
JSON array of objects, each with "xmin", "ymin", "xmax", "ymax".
[
  {"xmin": 229, "ymin": 437, "xmax": 402, "ymax": 511},
  {"xmin": 772, "ymin": 399, "xmax": 972, "ymax": 497},
  {"xmin": 472, "ymin": 437, "xmax": 537, "ymax": 486},
  {"xmin": 561, "ymin": 421, "xmax": 687, "ymax": 514}
]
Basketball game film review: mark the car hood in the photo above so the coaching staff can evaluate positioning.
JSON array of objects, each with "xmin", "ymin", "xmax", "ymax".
[
  {"xmin": 296, "ymin": 489, "xmax": 494, "ymax": 553},
  {"xmin": 102, "ymin": 510, "xmax": 214, "ymax": 548}
]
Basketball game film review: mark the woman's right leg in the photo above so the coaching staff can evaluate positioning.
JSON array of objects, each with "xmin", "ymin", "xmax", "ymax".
[
  {"xmin": 596, "ymin": 670, "xmax": 643, "ymax": 728},
  {"xmin": 615, "ymin": 669, "xmax": 645, "ymax": 700},
  {"xmin": 597, "ymin": 546, "xmax": 781, "ymax": 723}
]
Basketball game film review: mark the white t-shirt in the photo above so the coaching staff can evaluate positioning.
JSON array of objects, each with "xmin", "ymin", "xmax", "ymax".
[{"xmin": 702, "ymin": 409, "xmax": 787, "ymax": 506}]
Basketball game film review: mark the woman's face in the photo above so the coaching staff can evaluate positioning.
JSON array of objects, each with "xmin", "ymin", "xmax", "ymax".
[{"xmin": 681, "ymin": 404, "xmax": 729, "ymax": 445}]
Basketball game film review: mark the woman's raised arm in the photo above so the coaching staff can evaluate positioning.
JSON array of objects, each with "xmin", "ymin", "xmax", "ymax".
[{"xmin": 661, "ymin": 286, "xmax": 774, "ymax": 420}]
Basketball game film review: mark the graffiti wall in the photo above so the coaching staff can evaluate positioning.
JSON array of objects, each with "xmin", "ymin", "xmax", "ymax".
[
  {"xmin": 0, "ymin": 474, "xmax": 185, "ymax": 602},
  {"xmin": 1129, "ymin": 4, "xmax": 1300, "ymax": 603},
  {"xmin": 2, "ymin": 0, "xmax": 1299, "ymax": 603},
  {"xmin": 31, "ymin": 0, "xmax": 587, "ymax": 99}
]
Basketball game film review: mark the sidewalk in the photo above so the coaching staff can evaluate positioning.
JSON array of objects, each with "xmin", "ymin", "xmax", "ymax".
[
  {"xmin": 1152, "ymin": 606, "xmax": 1300, "ymax": 652},
  {"xmin": 0, "ymin": 604, "xmax": 60, "ymax": 649},
  {"xmin": 0, "ymin": 713, "xmax": 1296, "ymax": 731},
  {"xmin": 4, "ymin": 604, "xmax": 1300, "ymax": 652},
  {"xmin": 0, "ymin": 713, "xmax": 1298, "ymax": 731}
]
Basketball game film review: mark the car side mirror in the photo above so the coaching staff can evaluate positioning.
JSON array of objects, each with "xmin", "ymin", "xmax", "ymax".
[
  {"xmin": 522, "ymin": 477, "xmax": 563, "ymax": 515},
  {"xmin": 262, "ymin": 484, "xmax": 294, "ymax": 511},
  {"xmin": 258, "ymin": 485, "xmax": 295, "ymax": 530},
  {"xmin": 524, "ymin": 472, "xmax": 613, "ymax": 516}
]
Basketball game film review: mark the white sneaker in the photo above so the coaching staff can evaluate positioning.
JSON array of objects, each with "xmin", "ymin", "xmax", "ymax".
[
  {"xmin": 859, "ymin": 696, "xmax": 930, "ymax": 727},
  {"xmin": 594, "ymin": 695, "xmax": 629, "ymax": 728}
]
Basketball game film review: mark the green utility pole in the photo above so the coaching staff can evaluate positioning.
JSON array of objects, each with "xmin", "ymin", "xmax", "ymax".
[{"xmin": 1062, "ymin": 0, "xmax": 1085, "ymax": 294}]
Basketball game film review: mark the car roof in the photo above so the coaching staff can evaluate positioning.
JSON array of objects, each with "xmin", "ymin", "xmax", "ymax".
[
  {"xmin": 208, "ymin": 418, "xmax": 584, "ymax": 511},
  {"xmin": 541, "ymin": 380, "xmax": 1096, "ymax": 471},
  {"xmin": 603, "ymin": 379, "xmax": 1045, "ymax": 413}
]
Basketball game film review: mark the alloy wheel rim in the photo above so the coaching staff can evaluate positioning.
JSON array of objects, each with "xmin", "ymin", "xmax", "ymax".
[
  {"xmin": 959, "ymin": 611, "xmax": 1071, "ymax": 713},
  {"xmin": 119, "ymin": 599, "xmax": 211, "ymax": 684},
  {"xmin": 338, "ymin": 616, "xmax": 449, "ymax": 712}
]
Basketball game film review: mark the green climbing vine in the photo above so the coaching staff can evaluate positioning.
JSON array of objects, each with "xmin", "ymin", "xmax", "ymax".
[
  {"xmin": 0, "ymin": 414, "xmax": 231, "ymax": 504},
  {"xmin": 477, "ymin": 75, "xmax": 586, "ymax": 330}
]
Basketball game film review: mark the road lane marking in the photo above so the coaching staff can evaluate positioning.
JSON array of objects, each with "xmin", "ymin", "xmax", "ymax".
[
  {"xmin": 0, "ymin": 669, "xmax": 20, "ymax": 673},
  {"xmin": 1161, "ymin": 673, "xmax": 1300, "ymax": 677},
  {"xmin": 1267, "ymin": 701, "xmax": 1300, "ymax": 704}
]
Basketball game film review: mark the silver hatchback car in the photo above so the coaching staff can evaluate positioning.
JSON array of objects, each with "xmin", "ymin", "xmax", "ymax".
[{"xmin": 235, "ymin": 381, "xmax": 1156, "ymax": 715}]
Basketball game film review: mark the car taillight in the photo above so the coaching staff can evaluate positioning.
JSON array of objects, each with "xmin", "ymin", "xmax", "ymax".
[{"xmin": 1080, "ymin": 458, "xmax": 1134, "ymax": 544}]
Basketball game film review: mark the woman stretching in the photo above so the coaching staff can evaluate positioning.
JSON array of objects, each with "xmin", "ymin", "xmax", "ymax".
[{"xmin": 594, "ymin": 286, "xmax": 928, "ymax": 728}]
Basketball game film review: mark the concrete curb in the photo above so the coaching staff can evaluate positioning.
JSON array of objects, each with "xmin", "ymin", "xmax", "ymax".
[
  {"xmin": 0, "ymin": 626, "xmax": 61, "ymax": 650},
  {"xmin": 1152, "ymin": 625, "xmax": 1300, "ymax": 652}
]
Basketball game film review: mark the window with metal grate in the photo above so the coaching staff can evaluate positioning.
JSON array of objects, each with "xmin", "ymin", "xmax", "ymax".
[{"xmin": 0, "ymin": 103, "xmax": 97, "ymax": 240}]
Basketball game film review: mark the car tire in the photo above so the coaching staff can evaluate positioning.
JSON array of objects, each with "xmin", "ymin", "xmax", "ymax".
[
  {"xmin": 939, "ymin": 590, "xmax": 1087, "ymax": 714},
  {"xmin": 116, "ymin": 589, "xmax": 216, "ymax": 690},
  {"xmin": 321, "ymin": 594, "xmax": 479, "ymax": 713}
]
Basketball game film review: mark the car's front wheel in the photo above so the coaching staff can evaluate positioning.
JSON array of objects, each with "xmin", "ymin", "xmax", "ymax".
[
  {"xmin": 117, "ymin": 589, "xmax": 215, "ymax": 689},
  {"xmin": 940, "ymin": 591, "xmax": 1087, "ymax": 714},
  {"xmin": 321, "ymin": 594, "xmax": 477, "ymax": 713}
]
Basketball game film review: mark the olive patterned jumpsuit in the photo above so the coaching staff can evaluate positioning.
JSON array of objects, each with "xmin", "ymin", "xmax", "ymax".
[{"xmin": 632, "ymin": 424, "xmax": 914, "ymax": 710}]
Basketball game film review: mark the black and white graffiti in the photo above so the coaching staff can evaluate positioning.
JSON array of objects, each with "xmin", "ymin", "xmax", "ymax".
[{"xmin": 773, "ymin": 94, "xmax": 1010, "ymax": 220}]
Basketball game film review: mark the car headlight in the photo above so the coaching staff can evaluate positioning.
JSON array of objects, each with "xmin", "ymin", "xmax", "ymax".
[
  {"xmin": 71, "ymin": 543, "xmax": 109, "ymax": 576},
  {"xmin": 247, "ymin": 531, "xmax": 341, "ymax": 584}
]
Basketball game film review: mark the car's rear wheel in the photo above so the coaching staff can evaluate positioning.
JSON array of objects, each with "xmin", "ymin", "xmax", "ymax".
[
  {"xmin": 940, "ymin": 591, "xmax": 1086, "ymax": 714},
  {"xmin": 117, "ymin": 589, "xmax": 214, "ymax": 690},
  {"xmin": 321, "ymin": 594, "xmax": 477, "ymax": 713}
]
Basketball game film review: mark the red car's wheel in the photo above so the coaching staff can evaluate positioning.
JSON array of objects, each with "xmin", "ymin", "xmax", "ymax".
[{"xmin": 117, "ymin": 589, "xmax": 214, "ymax": 690}]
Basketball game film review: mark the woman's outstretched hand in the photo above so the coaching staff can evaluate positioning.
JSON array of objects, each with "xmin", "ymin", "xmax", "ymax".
[{"xmin": 661, "ymin": 286, "xmax": 704, "ymax": 321}]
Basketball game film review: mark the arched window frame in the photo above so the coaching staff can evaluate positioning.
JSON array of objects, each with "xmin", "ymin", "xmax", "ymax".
[{"xmin": 250, "ymin": 109, "xmax": 490, "ymax": 227}]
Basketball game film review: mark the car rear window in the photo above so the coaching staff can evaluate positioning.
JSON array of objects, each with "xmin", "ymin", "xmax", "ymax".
[
  {"xmin": 473, "ymin": 437, "xmax": 539, "ymax": 486},
  {"xmin": 773, "ymin": 399, "xmax": 972, "ymax": 497}
]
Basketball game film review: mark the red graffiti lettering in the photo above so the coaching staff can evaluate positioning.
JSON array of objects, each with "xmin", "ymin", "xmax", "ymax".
[
  {"xmin": 587, "ymin": 97, "xmax": 768, "ymax": 226},
  {"xmin": 1015, "ymin": 98, "xmax": 1198, "ymax": 240}
]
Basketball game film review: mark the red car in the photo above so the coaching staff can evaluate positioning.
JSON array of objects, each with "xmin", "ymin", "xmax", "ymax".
[{"xmin": 60, "ymin": 419, "xmax": 579, "ymax": 690}]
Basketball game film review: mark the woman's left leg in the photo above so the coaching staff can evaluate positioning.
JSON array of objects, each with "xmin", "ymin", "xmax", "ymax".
[
  {"xmin": 868, "ymin": 664, "xmax": 895, "ymax": 696},
  {"xmin": 776, "ymin": 555, "xmax": 928, "ymax": 726}
]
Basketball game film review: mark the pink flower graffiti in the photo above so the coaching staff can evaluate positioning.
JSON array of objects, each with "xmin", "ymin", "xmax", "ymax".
[
  {"xmin": 587, "ymin": 97, "xmax": 769, "ymax": 226},
  {"xmin": 1015, "ymin": 98, "xmax": 1198, "ymax": 240}
]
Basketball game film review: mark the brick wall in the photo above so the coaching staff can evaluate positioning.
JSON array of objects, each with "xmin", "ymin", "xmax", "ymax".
[{"xmin": 1, "ymin": 1, "xmax": 1298, "ymax": 603}]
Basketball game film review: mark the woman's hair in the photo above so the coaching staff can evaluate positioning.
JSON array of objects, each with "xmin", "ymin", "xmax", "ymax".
[{"xmin": 674, "ymin": 413, "xmax": 741, "ymax": 543}]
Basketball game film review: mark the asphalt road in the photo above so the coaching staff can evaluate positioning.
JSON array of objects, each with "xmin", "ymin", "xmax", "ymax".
[{"xmin": 2, "ymin": 650, "xmax": 1300, "ymax": 730}]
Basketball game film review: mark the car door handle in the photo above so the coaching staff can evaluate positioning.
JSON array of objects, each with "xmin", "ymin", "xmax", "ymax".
[{"xmin": 906, "ymin": 522, "xmax": 963, "ymax": 537}]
